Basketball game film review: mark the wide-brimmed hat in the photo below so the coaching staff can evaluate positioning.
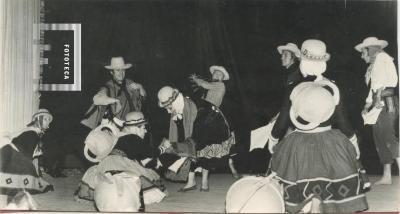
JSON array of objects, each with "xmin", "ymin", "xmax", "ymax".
[
  {"xmin": 32, "ymin": 109, "xmax": 53, "ymax": 122},
  {"xmin": 354, "ymin": 37, "xmax": 388, "ymax": 52},
  {"xmin": 104, "ymin": 57, "xmax": 132, "ymax": 70},
  {"xmin": 289, "ymin": 81, "xmax": 339, "ymax": 130},
  {"xmin": 157, "ymin": 86, "xmax": 180, "ymax": 108},
  {"xmin": 210, "ymin": 65, "xmax": 230, "ymax": 80},
  {"xmin": 225, "ymin": 175, "xmax": 284, "ymax": 213},
  {"xmin": 84, "ymin": 124, "xmax": 118, "ymax": 162},
  {"xmin": 300, "ymin": 39, "xmax": 330, "ymax": 62},
  {"xmin": 124, "ymin": 111, "xmax": 148, "ymax": 126},
  {"xmin": 277, "ymin": 43, "xmax": 300, "ymax": 58}
]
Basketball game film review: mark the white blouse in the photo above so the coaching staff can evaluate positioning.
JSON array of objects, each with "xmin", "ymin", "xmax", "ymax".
[{"xmin": 365, "ymin": 52, "xmax": 398, "ymax": 104}]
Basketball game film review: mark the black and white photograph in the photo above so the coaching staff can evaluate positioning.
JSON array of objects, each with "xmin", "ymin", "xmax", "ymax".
[{"xmin": 0, "ymin": 0, "xmax": 398, "ymax": 212}]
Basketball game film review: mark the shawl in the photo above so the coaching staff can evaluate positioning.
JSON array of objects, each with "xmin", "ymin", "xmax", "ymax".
[{"xmin": 168, "ymin": 97, "xmax": 197, "ymax": 142}]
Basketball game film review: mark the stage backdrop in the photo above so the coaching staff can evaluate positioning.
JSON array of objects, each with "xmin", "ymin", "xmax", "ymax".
[
  {"xmin": 0, "ymin": 0, "xmax": 41, "ymax": 134},
  {"xmin": 40, "ymin": 0, "xmax": 398, "ymax": 174}
]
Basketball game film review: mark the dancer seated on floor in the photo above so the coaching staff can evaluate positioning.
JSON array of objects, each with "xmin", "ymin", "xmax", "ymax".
[
  {"xmin": 0, "ymin": 109, "xmax": 54, "ymax": 208},
  {"xmin": 269, "ymin": 80, "xmax": 369, "ymax": 213},
  {"xmin": 75, "ymin": 111, "xmax": 170, "ymax": 206}
]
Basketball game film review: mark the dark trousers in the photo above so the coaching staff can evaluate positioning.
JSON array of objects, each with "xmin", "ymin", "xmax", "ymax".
[
  {"xmin": 372, "ymin": 108, "xmax": 399, "ymax": 164},
  {"xmin": 158, "ymin": 153, "xmax": 181, "ymax": 169},
  {"xmin": 64, "ymin": 124, "xmax": 93, "ymax": 170},
  {"xmin": 43, "ymin": 123, "xmax": 95, "ymax": 172}
]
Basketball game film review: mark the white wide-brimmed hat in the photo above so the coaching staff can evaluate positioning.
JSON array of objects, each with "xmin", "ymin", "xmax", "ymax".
[
  {"xmin": 299, "ymin": 39, "xmax": 330, "ymax": 77},
  {"xmin": 225, "ymin": 175, "xmax": 284, "ymax": 213},
  {"xmin": 157, "ymin": 86, "xmax": 180, "ymax": 108},
  {"xmin": 289, "ymin": 81, "xmax": 339, "ymax": 130},
  {"xmin": 277, "ymin": 43, "xmax": 300, "ymax": 58},
  {"xmin": 32, "ymin": 109, "xmax": 53, "ymax": 122},
  {"xmin": 210, "ymin": 65, "xmax": 230, "ymax": 80},
  {"xmin": 104, "ymin": 57, "xmax": 132, "ymax": 70},
  {"xmin": 354, "ymin": 37, "xmax": 388, "ymax": 52},
  {"xmin": 84, "ymin": 124, "xmax": 118, "ymax": 162},
  {"xmin": 300, "ymin": 39, "xmax": 330, "ymax": 62},
  {"xmin": 124, "ymin": 111, "xmax": 148, "ymax": 127}
]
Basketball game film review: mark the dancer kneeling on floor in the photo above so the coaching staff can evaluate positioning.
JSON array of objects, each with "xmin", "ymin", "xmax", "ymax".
[
  {"xmin": 157, "ymin": 86, "xmax": 233, "ymax": 192},
  {"xmin": 0, "ymin": 109, "xmax": 54, "ymax": 208},
  {"xmin": 75, "ymin": 111, "xmax": 170, "ymax": 206}
]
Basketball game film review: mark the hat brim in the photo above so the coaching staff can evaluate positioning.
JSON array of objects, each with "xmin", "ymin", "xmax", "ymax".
[
  {"xmin": 289, "ymin": 107, "xmax": 320, "ymax": 131},
  {"xmin": 84, "ymin": 145, "xmax": 101, "ymax": 163},
  {"xmin": 300, "ymin": 53, "xmax": 330, "ymax": 62},
  {"xmin": 84, "ymin": 136, "xmax": 118, "ymax": 163},
  {"xmin": 158, "ymin": 89, "xmax": 179, "ymax": 108},
  {"xmin": 33, "ymin": 112, "xmax": 53, "ymax": 122},
  {"xmin": 210, "ymin": 67, "xmax": 230, "ymax": 80},
  {"xmin": 104, "ymin": 63, "xmax": 132, "ymax": 70},
  {"xmin": 277, "ymin": 46, "xmax": 301, "ymax": 58},
  {"xmin": 124, "ymin": 120, "xmax": 148, "ymax": 127},
  {"xmin": 355, "ymin": 40, "xmax": 388, "ymax": 52}
]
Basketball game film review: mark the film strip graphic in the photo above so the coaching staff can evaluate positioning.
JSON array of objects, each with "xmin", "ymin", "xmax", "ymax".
[{"xmin": 39, "ymin": 0, "xmax": 81, "ymax": 91}]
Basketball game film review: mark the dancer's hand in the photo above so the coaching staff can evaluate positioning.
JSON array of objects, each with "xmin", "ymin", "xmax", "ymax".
[
  {"xmin": 373, "ymin": 101, "xmax": 384, "ymax": 109},
  {"xmin": 159, "ymin": 138, "xmax": 171, "ymax": 153},
  {"xmin": 189, "ymin": 74, "xmax": 197, "ymax": 81},
  {"xmin": 349, "ymin": 135, "xmax": 360, "ymax": 160},
  {"xmin": 113, "ymin": 99, "xmax": 122, "ymax": 114},
  {"xmin": 267, "ymin": 135, "xmax": 278, "ymax": 154},
  {"xmin": 128, "ymin": 83, "xmax": 146, "ymax": 97},
  {"xmin": 189, "ymin": 74, "xmax": 203, "ymax": 85}
]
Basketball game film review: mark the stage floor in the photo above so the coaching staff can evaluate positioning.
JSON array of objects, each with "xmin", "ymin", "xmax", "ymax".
[{"xmin": 31, "ymin": 170, "xmax": 399, "ymax": 213}]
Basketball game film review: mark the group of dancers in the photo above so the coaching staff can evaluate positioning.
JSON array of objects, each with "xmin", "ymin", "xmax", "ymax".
[{"xmin": 0, "ymin": 36, "xmax": 398, "ymax": 213}]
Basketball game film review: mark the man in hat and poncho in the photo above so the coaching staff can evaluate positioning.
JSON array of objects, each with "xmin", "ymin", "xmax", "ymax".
[
  {"xmin": 157, "ymin": 86, "xmax": 233, "ymax": 192},
  {"xmin": 81, "ymin": 56, "xmax": 146, "ymax": 129},
  {"xmin": 70, "ymin": 57, "xmax": 147, "ymax": 171}
]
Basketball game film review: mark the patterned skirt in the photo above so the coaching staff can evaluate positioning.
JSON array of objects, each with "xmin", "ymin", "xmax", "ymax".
[
  {"xmin": 270, "ymin": 129, "xmax": 369, "ymax": 213},
  {"xmin": 197, "ymin": 133, "xmax": 235, "ymax": 159},
  {"xmin": 0, "ymin": 145, "xmax": 52, "ymax": 197}
]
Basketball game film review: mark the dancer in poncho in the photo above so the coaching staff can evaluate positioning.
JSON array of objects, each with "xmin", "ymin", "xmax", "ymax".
[{"xmin": 157, "ymin": 86, "xmax": 233, "ymax": 192}]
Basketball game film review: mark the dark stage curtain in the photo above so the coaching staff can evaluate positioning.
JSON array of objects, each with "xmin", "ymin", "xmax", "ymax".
[{"xmin": 40, "ymin": 0, "xmax": 397, "ymax": 174}]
